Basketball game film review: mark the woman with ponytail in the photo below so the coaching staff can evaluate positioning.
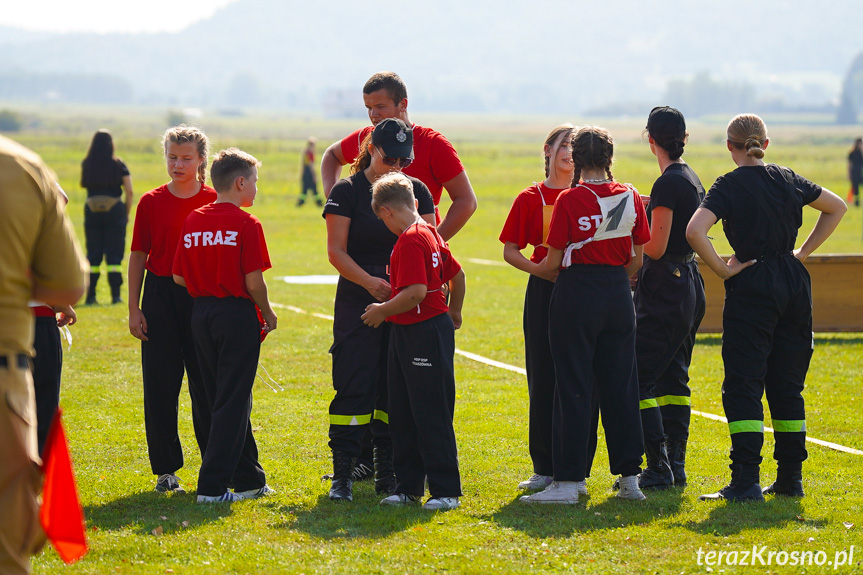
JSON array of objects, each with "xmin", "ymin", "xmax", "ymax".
[
  {"xmin": 500, "ymin": 125, "xmax": 599, "ymax": 494},
  {"xmin": 128, "ymin": 125, "xmax": 217, "ymax": 493},
  {"xmin": 687, "ymin": 114, "xmax": 846, "ymax": 502},
  {"xmin": 521, "ymin": 126, "xmax": 651, "ymax": 504},
  {"xmin": 632, "ymin": 107, "xmax": 706, "ymax": 491}
]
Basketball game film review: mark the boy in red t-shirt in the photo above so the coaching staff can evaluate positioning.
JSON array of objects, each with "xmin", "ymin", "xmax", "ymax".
[
  {"xmin": 361, "ymin": 173, "xmax": 466, "ymax": 511},
  {"xmin": 173, "ymin": 148, "xmax": 278, "ymax": 503}
]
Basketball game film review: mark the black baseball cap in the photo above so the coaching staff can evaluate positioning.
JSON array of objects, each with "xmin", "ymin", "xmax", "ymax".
[
  {"xmin": 646, "ymin": 106, "xmax": 686, "ymax": 140},
  {"xmin": 372, "ymin": 118, "xmax": 414, "ymax": 159}
]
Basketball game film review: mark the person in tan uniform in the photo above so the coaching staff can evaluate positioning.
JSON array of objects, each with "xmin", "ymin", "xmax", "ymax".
[{"xmin": 0, "ymin": 135, "xmax": 87, "ymax": 575}]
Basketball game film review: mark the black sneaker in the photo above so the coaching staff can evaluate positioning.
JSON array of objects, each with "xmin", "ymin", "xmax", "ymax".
[{"xmin": 155, "ymin": 473, "xmax": 185, "ymax": 493}]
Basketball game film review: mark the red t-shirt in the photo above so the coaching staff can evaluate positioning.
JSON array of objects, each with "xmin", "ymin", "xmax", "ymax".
[
  {"xmin": 131, "ymin": 183, "xmax": 217, "ymax": 277},
  {"xmin": 172, "ymin": 202, "xmax": 271, "ymax": 299},
  {"xmin": 340, "ymin": 124, "xmax": 465, "ymax": 211},
  {"xmin": 546, "ymin": 182, "xmax": 650, "ymax": 267},
  {"xmin": 499, "ymin": 183, "xmax": 565, "ymax": 263},
  {"xmin": 388, "ymin": 223, "xmax": 461, "ymax": 325}
]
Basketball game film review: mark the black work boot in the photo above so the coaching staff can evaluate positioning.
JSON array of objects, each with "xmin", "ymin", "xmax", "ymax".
[
  {"xmin": 666, "ymin": 437, "xmax": 688, "ymax": 486},
  {"xmin": 108, "ymin": 271, "xmax": 124, "ymax": 304},
  {"xmin": 638, "ymin": 440, "xmax": 674, "ymax": 490},
  {"xmin": 86, "ymin": 272, "xmax": 99, "ymax": 304},
  {"xmin": 699, "ymin": 463, "xmax": 764, "ymax": 502},
  {"xmin": 762, "ymin": 463, "xmax": 804, "ymax": 497},
  {"xmin": 328, "ymin": 450, "xmax": 354, "ymax": 501},
  {"xmin": 373, "ymin": 445, "xmax": 396, "ymax": 495}
]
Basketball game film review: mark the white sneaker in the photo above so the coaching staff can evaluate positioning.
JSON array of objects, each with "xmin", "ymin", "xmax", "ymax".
[
  {"xmin": 380, "ymin": 493, "xmax": 421, "ymax": 506},
  {"xmin": 196, "ymin": 491, "xmax": 241, "ymax": 503},
  {"xmin": 518, "ymin": 473, "xmax": 553, "ymax": 491},
  {"xmin": 234, "ymin": 485, "xmax": 274, "ymax": 500},
  {"xmin": 520, "ymin": 481, "xmax": 579, "ymax": 504},
  {"xmin": 576, "ymin": 480, "xmax": 588, "ymax": 496},
  {"xmin": 616, "ymin": 475, "xmax": 647, "ymax": 501},
  {"xmin": 423, "ymin": 497, "xmax": 460, "ymax": 510}
]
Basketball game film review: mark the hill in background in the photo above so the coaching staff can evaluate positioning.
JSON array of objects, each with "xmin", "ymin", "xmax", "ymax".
[{"xmin": 0, "ymin": 0, "xmax": 861, "ymax": 118}]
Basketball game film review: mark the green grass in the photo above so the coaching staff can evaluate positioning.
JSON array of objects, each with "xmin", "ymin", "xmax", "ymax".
[{"xmin": 10, "ymin": 111, "xmax": 863, "ymax": 574}]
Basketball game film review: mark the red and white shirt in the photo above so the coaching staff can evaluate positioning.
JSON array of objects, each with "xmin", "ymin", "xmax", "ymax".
[
  {"xmin": 388, "ymin": 223, "xmax": 461, "ymax": 325},
  {"xmin": 131, "ymin": 183, "xmax": 217, "ymax": 277},
  {"xmin": 172, "ymin": 202, "xmax": 271, "ymax": 299},
  {"xmin": 546, "ymin": 182, "xmax": 650, "ymax": 267}
]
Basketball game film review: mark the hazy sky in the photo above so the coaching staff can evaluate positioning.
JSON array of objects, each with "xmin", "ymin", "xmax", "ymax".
[{"xmin": 1, "ymin": 0, "xmax": 238, "ymax": 33}]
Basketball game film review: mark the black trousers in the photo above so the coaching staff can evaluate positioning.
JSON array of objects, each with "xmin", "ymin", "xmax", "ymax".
[
  {"xmin": 32, "ymin": 316, "xmax": 62, "ymax": 456},
  {"xmin": 634, "ymin": 257, "xmax": 706, "ymax": 443},
  {"xmin": 300, "ymin": 166, "xmax": 319, "ymax": 199},
  {"xmin": 141, "ymin": 273, "xmax": 210, "ymax": 475},
  {"xmin": 722, "ymin": 255, "xmax": 812, "ymax": 467},
  {"xmin": 388, "ymin": 314, "xmax": 462, "ymax": 498},
  {"xmin": 549, "ymin": 265, "xmax": 643, "ymax": 481},
  {"xmin": 328, "ymin": 272, "xmax": 390, "ymax": 456},
  {"xmin": 192, "ymin": 297, "xmax": 266, "ymax": 496},
  {"xmin": 85, "ymin": 201, "xmax": 126, "ymax": 269},
  {"xmin": 524, "ymin": 274, "xmax": 599, "ymax": 477}
]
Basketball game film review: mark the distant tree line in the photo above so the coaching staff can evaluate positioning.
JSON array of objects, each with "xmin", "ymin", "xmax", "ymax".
[{"xmin": 0, "ymin": 71, "xmax": 132, "ymax": 104}]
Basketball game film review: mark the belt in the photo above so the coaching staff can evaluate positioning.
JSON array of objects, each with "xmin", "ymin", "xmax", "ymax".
[
  {"xmin": 0, "ymin": 354, "xmax": 30, "ymax": 369},
  {"xmin": 756, "ymin": 251, "xmax": 793, "ymax": 262},
  {"xmin": 660, "ymin": 252, "xmax": 696, "ymax": 264}
]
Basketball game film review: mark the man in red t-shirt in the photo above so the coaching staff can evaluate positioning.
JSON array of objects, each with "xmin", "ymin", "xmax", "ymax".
[
  {"xmin": 360, "ymin": 173, "xmax": 466, "ymax": 511},
  {"xmin": 320, "ymin": 71, "xmax": 477, "ymax": 241},
  {"xmin": 173, "ymin": 148, "xmax": 277, "ymax": 504}
]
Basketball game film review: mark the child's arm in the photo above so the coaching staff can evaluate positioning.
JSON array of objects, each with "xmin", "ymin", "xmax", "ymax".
[
  {"xmin": 245, "ymin": 269, "xmax": 278, "ymax": 332},
  {"xmin": 503, "ymin": 242, "xmax": 558, "ymax": 282},
  {"xmin": 624, "ymin": 245, "xmax": 644, "ymax": 278},
  {"xmin": 128, "ymin": 250, "xmax": 149, "ymax": 341},
  {"xmin": 361, "ymin": 284, "xmax": 427, "ymax": 328},
  {"xmin": 446, "ymin": 268, "xmax": 466, "ymax": 330}
]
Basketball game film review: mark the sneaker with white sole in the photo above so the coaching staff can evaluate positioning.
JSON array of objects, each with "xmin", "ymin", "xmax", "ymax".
[
  {"xmin": 520, "ymin": 481, "xmax": 579, "ymax": 504},
  {"xmin": 379, "ymin": 493, "xmax": 421, "ymax": 506},
  {"xmin": 197, "ymin": 491, "xmax": 241, "ymax": 503},
  {"xmin": 616, "ymin": 475, "xmax": 647, "ymax": 501},
  {"xmin": 517, "ymin": 473, "xmax": 553, "ymax": 491},
  {"xmin": 155, "ymin": 473, "xmax": 185, "ymax": 493},
  {"xmin": 422, "ymin": 497, "xmax": 460, "ymax": 511},
  {"xmin": 235, "ymin": 485, "xmax": 274, "ymax": 500}
]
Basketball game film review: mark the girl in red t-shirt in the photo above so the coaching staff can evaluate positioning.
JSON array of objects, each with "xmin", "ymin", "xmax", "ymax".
[
  {"xmin": 521, "ymin": 126, "xmax": 650, "ymax": 504},
  {"xmin": 499, "ymin": 124, "xmax": 599, "ymax": 495},
  {"xmin": 128, "ymin": 126, "xmax": 218, "ymax": 494}
]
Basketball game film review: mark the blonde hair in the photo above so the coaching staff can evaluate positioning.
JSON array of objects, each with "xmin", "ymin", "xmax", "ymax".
[
  {"xmin": 371, "ymin": 172, "xmax": 414, "ymax": 214},
  {"xmin": 210, "ymin": 148, "xmax": 260, "ymax": 193},
  {"xmin": 727, "ymin": 114, "xmax": 767, "ymax": 159},
  {"xmin": 544, "ymin": 123, "xmax": 575, "ymax": 178},
  {"xmin": 162, "ymin": 125, "xmax": 210, "ymax": 182}
]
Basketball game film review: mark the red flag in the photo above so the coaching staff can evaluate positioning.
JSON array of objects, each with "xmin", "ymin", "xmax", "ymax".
[
  {"xmin": 39, "ymin": 408, "xmax": 88, "ymax": 564},
  {"xmin": 848, "ymin": 187, "xmax": 855, "ymax": 203}
]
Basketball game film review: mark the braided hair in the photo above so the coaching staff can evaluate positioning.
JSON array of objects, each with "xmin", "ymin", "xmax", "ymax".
[{"xmin": 570, "ymin": 126, "xmax": 614, "ymax": 186}]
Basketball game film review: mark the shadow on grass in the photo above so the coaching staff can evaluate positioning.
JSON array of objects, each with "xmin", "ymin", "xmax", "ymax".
[
  {"xmin": 268, "ymin": 480, "xmax": 436, "ymax": 539},
  {"xmin": 84, "ymin": 490, "xmax": 233, "ymax": 536},
  {"xmin": 484, "ymin": 485, "xmax": 687, "ymax": 538},
  {"xmin": 675, "ymin": 497, "xmax": 820, "ymax": 536}
]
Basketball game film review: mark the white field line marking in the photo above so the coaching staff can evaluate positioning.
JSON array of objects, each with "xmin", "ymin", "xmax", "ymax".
[
  {"xmin": 464, "ymin": 257, "xmax": 509, "ymax": 267},
  {"xmin": 276, "ymin": 302, "xmax": 862, "ymax": 456}
]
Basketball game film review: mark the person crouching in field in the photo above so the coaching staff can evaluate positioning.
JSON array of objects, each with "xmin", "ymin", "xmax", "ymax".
[
  {"xmin": 173, "ymin": 148, "xmax": 277, "ymax": 503},
  {"xmin": 361, "ymin": 173, "xmax": 466, "ymax": 511},
  {"xmin": 521, "ymin": 126, "xmax": 650, "ymax": 504}
]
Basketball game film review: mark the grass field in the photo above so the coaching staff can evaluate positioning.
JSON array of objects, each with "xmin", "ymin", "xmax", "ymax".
[{"xmin": 8, "ymin": 109, "xmax": 863, "ymax": 574}]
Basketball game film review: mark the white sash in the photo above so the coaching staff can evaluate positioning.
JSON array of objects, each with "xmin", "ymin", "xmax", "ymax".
[{"xmin": 562, "ymin": 184, "xmax": 637, "ymax": 267}]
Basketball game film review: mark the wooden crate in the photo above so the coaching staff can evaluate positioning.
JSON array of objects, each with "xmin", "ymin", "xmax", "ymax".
[{"xmin": 697, "ymin": 254, "xmax": 863, "ymax": 333}]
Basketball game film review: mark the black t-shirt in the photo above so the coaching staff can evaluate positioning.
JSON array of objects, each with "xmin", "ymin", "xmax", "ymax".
[
  {"xmin": 322, "ymin": 171, "xmax": 435, "ymax": 267},
  {"xmin": 701, "ymin": 164, "xmax": 822, "ymax": 262},
  {"xmin": 849, "ymin": 149, "xmax": 863, "ymax": 182},
  {"xmin": 647, "ymin": 163, "xmax": 705, "ymax": 257},
  {"xmin": 85, "ymin": 159, "xmax": 130, "ymax": 198}
]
